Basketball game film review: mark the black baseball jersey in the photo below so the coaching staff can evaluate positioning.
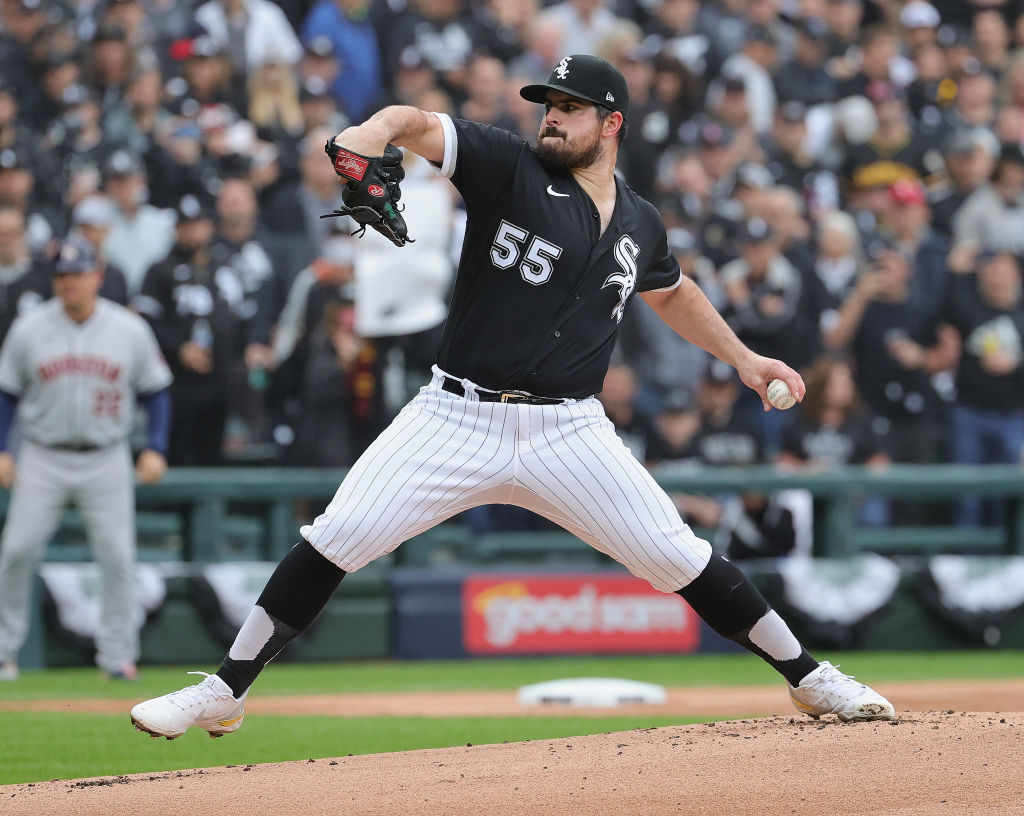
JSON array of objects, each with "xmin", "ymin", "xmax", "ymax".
[{"xmin": 433, "ymin": 114, "xmax": 682, "ymax": 399}]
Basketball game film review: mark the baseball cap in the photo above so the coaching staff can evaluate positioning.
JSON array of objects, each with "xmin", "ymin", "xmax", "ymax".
[
  {"xmin": 899, "ymin": 2, "xmax": 940, "ymax": 29},
  {"xmin": 103, "ymin": 149, "xmax": 144, "ymax": 180},
  {"xmin": 520, "ymin": 54, "xmax": 629, "ymax": 121},
  {"xmin": 72, "ymin": 195, "xmax": 118, "ymax": 228},
  {"xmin": 93, "ymin": 23, "xmax": 127, "ymax": 43},
  {"xmin": 53, "ymin": 235, "xmax": 99, "ymax": 274},
  {"xmin": 888, "ymin": 179, "xmax": 927, "ymax": 207},
  {"xmin": 175, "ymin": 192, "xmax": 214, "ymax": 222}
]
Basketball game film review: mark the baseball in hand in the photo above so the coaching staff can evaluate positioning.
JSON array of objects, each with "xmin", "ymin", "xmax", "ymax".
[{"xmin": 767, "ymin": 378, "xmax": 797, "ymax": 410}]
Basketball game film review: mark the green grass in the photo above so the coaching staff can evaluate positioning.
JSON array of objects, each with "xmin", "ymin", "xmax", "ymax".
[
  {"xmin": 1, "ymin": 651, "xmax": 1022, "ymax": 785},
  {"xmin": 3, "ymin": 650, "xmax": 1022, "ymax": 702},
  {"xmin": 0, "ymin": 712, "xmax": 703, "ymax": 784}
]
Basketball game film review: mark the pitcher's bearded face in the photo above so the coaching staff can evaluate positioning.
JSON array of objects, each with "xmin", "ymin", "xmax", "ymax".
[{"xmin": 534, "ymin": 97, "xmax": 604, "ymax": 171}]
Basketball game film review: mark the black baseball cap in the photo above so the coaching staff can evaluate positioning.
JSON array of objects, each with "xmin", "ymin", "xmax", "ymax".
[
  {"xmin": 520, "ymin": 54, "xmax": 629, "ymax": 121},
  {"xmin": 53, "ymin": 235, "xmax": 99, "ymax": 274}
]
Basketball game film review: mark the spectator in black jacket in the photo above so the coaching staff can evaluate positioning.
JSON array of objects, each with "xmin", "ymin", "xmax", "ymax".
[{"xmin": 942, "ymin": 249, "xmax": 1024, "ymax": 526}]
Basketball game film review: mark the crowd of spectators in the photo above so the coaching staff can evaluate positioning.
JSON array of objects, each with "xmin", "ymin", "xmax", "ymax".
[{"xmin": 2, "ymin": 0, "xmax": 1024, "ymax": 544}]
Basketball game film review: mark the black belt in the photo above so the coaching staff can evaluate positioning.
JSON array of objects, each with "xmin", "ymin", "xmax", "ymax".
[
  {"xmin": 49, "ymin": 442, "xmax": 104, "ymax": 452},
  {"xmin": 441, "ymin": 376, "xmax": 567, "ymax": 405}
]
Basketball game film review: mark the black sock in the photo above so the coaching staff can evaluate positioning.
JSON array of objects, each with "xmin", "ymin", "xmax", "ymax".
[
  {"xmin": 677, "ymin": 554, "xmax": 819, "ymax": 687},
  {"xmin": 217, "ymin": 540, "xmax": 345, "ymax": 697}
]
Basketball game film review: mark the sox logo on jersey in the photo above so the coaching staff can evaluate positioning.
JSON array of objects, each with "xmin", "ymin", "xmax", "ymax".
[{"xmin": 604, "ymin": 235, "xmax": 639, "ymax": 323}]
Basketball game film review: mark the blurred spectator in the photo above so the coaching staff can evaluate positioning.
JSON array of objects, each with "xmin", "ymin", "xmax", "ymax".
[
  {"xmin": 351, "ymin": 151, "xmax": 457, "ymax": 406},
  {"xmin": 721, "ymin": 217, "xmax": 811, "ymax": 370},
  {"xmin": 810, "ymin": 209, "xmax": 864, "ymax": 340},
  {"xmin": 261, "ymin": 127, "xmax": 344, "ymax": 283},
  {"xmin": 973, "ymin": 8, "xmax": 1011, "ymax": 75},
  {"xmin": 136, "ymin": 193, "xmax": 244, "ymax": 466},
  {"xmin": 84, "ymin": 24, "xmax": 133, "ymax": 111},
  {"xmin": 459, "ymin": 54, "xmax": 511, "ymax": 127},
  {"xmin": 385, "ymin": 0, "xmax": 479, "ymax": 101},
  {"xmin": 953, "ymin": 142, "xmax": 1024, "ymax": 255},
  {"xmin": 0, "ymin": 204, "xmax": 50, "ymax": 343},
  {"xmin": 0, "ymin": 0, "xmax": 49, "ymax": 99},
  {"xmin": 0, "ymin": 145, "xmax": 60, "ymax": 254},
  {"xmin": 208, "ymin": 178, "xmax": 279, "ymax": 454},
  {"xmin": 717, "ymin": 24, "xmax": 777, "ymax": 135},
  {"xmin": 536, "ymin": 0, "xmax": 623, "ymax": 59},
  {"xmin": 928, "ymin": 127, "xmax": 998, "ymax": 238},
  {"xmin": 941, "ymin": 250, "xmax": 1024, "ymax": 525},
  {"xmin": 69, "ymin": 195, "xmax": 130, "ymax": 305},
  {"xmin": 842, "ymin": 81, "xmax": 929, "ymax": 216},
  {"xmin": 598, "ymin": 364, "xmax": 662, "ymax": 464},
  {"xmin": 100, "ymin": 149, "xmax": 176, "ymax": 295},
  {"xmin": 777, "ymin": 353, "xmax": 891, "ymax": 528},
  {"xmin": 194, "ymin": 0, "xmax": 302, "ymax": 79},
  {"xmin": 301, "ymin": 0, "xmax": 382, "ymax": 121},
  {"xmin": 618, "ymin": 227, "xmax": 713, "ymax": 416},
  {"xmin": 881, "ymin": 179, "xmax": 950, "ymax": 315},
  {"xmin": 825, "ymin": 244, "xmax": 957, "ymax": 468}
]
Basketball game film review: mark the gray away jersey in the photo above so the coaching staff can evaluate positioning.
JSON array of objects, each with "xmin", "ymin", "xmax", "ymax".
[{"xmin": 0, "ymin": 298, "xmax": 173, "ymax": 448}]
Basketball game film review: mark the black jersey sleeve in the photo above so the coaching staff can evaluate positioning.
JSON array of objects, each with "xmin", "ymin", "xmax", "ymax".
[
  {"xmin": 637, "ymin": 218, "xmax": 683, "ymax": 293},
  {"xmin": 433, "ymin": 114, "xmax": 526, "ymax": 208}
]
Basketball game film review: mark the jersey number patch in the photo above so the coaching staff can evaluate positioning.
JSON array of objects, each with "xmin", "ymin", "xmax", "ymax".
[{"xmin": 490, "ymin": 220, "xmax": 563, "ymax": 286}]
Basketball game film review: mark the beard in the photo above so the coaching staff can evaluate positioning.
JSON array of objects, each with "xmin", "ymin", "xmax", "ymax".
[{"xmin": 534, "ymin": 126, "xmax": 603, "ymax": 172}]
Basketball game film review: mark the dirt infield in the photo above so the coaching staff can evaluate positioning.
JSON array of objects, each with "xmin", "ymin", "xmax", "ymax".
[{"xmin": 3, "ymin": 680, "xmax": 1024, "ymax": 815}]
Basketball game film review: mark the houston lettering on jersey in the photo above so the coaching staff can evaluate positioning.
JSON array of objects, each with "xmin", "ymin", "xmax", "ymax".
[{"xmin": 38, "ymin": 355, "xmax": 122, "ymax": 382}]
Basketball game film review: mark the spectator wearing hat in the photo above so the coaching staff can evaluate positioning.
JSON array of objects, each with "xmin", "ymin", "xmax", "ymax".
[
  {"xmin": 953, "ymin": 142, "xmax": 1024, "ymax": 255},
  {"xmin": 298, "ymin": 76, "xmax": 347, "ymax": 134},
  {"xmin": 0, "ymin": 204, "xmax": 51, "ymax": 344},
  {"xmin": 298, "ymin": 35, "xmax": 340, "ymax": 92},
  {"xmin": 841, "ymin": 79, "xmax": 929, "ymax": 216},
  {"xmin": 940, "ymin": 249, "xmax": 1024, "ymax": 526},
  {"xmin": 194, "ymin": 0, "xmax": 302, "ymax": 80},
  {"xmin": 881, "ymin": 179, "xmax": 950, "ymax": 316},
  {"xmin": 773, "ymin": 17, "xmax": 838, "ymax": 108},
  {"xmin": 929, "ymin": 128, "xmax": 998, "ymax": 238},
  {"xmin": 300, "ymin": 0, "xmax": 383, "ymax": 122},
  {"xmin": 0, "ymin": 0, "xmax": 49, "ymax": 101},
  {"xmin": 715, "ymin": 25, "xmax": 778, "ymax": 135},
  {"xmin": 764, "ymin": 100, "xmax": 835, "ymax": 205},
  {"xmin": 721, "ymin": 217, "xmax": 811, "ymax": 369},
  {"xmin": 0, "ymin": 145, "xmax": 61, "ymax": 255},
  {"xmin": 69, "ymin": 195, "xmax": 129, "ymax": 305},
  {"xmin": 899, "ymin": 2, "xmax": 941, "ymax": 51},
  {"xmin": 0, "ymin": 76, "xmax": 60, "ymax": 209},
  {"xmin": 136, "ymin": 192, "xmax": 243, "ymax": 466},
  {"xmin": 835, "ymin": 24, "xmax": 911, "ymax": 100},
  {"xmin": 100, "ymin": 149, "xmax": 175, "ymax": 296}
]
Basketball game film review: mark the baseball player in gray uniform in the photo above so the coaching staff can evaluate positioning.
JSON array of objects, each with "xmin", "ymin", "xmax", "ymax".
[
  {"xmin": 0, "ymin": 235, "xmax": 172, "ymax": 681},
  {"xmin": 131, "ymin": 55, "xmax": 894, "ymax": 737}
]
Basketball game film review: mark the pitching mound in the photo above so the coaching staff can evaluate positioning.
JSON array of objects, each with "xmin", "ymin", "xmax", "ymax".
[{"xmin": 5, "ymin": 711, "xmax": 1023, "ymax": 816}]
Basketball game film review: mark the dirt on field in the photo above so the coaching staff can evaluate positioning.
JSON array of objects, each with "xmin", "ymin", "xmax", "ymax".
[{"xmin": 3, "ymin": 680, "xmax": 1024, "ymax": 816}]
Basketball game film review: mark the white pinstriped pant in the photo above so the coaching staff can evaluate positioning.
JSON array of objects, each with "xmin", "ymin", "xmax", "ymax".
[{"xmin": 301, "ymin": 368, "xmax": 712, "ymax": 592}]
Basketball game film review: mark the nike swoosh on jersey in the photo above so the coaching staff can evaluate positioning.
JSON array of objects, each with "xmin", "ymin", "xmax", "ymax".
[{"xmin": 546, "ymin": 185, "xmax": 570, "ymax": 197}]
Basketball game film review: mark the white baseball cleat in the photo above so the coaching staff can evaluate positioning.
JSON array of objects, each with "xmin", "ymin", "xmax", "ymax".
[
  {"xmin": 130, "ymin": 671, "xmax": 247, "ymax": 740},
  {"xmin": 788, "ymin": 661, "xmax": 896, "ymax": 722}
]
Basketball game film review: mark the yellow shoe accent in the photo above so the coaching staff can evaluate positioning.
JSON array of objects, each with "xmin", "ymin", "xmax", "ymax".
[{"xmin": 218, "ymin": 714, "xmax": 244, "ymax": 727}]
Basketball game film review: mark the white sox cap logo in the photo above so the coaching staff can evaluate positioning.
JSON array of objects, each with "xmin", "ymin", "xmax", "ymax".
[{"xmin": 554, "ymin": 56, "xmax": 572, "ymax": 80}]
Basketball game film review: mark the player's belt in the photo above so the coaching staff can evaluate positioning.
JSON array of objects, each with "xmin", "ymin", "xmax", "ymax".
[
  {"xmin": 49, "ymin": 442, "xmax": 105, "ymax": 452},
  {"xmin": 441, "ymin": 376, "xmax": 567, "ymax": 406}
]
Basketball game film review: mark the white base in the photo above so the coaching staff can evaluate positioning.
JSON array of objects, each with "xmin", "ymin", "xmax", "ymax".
[{"xmin": 517, "ymin": 677, "xmax": 667, "ymax": 708}]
